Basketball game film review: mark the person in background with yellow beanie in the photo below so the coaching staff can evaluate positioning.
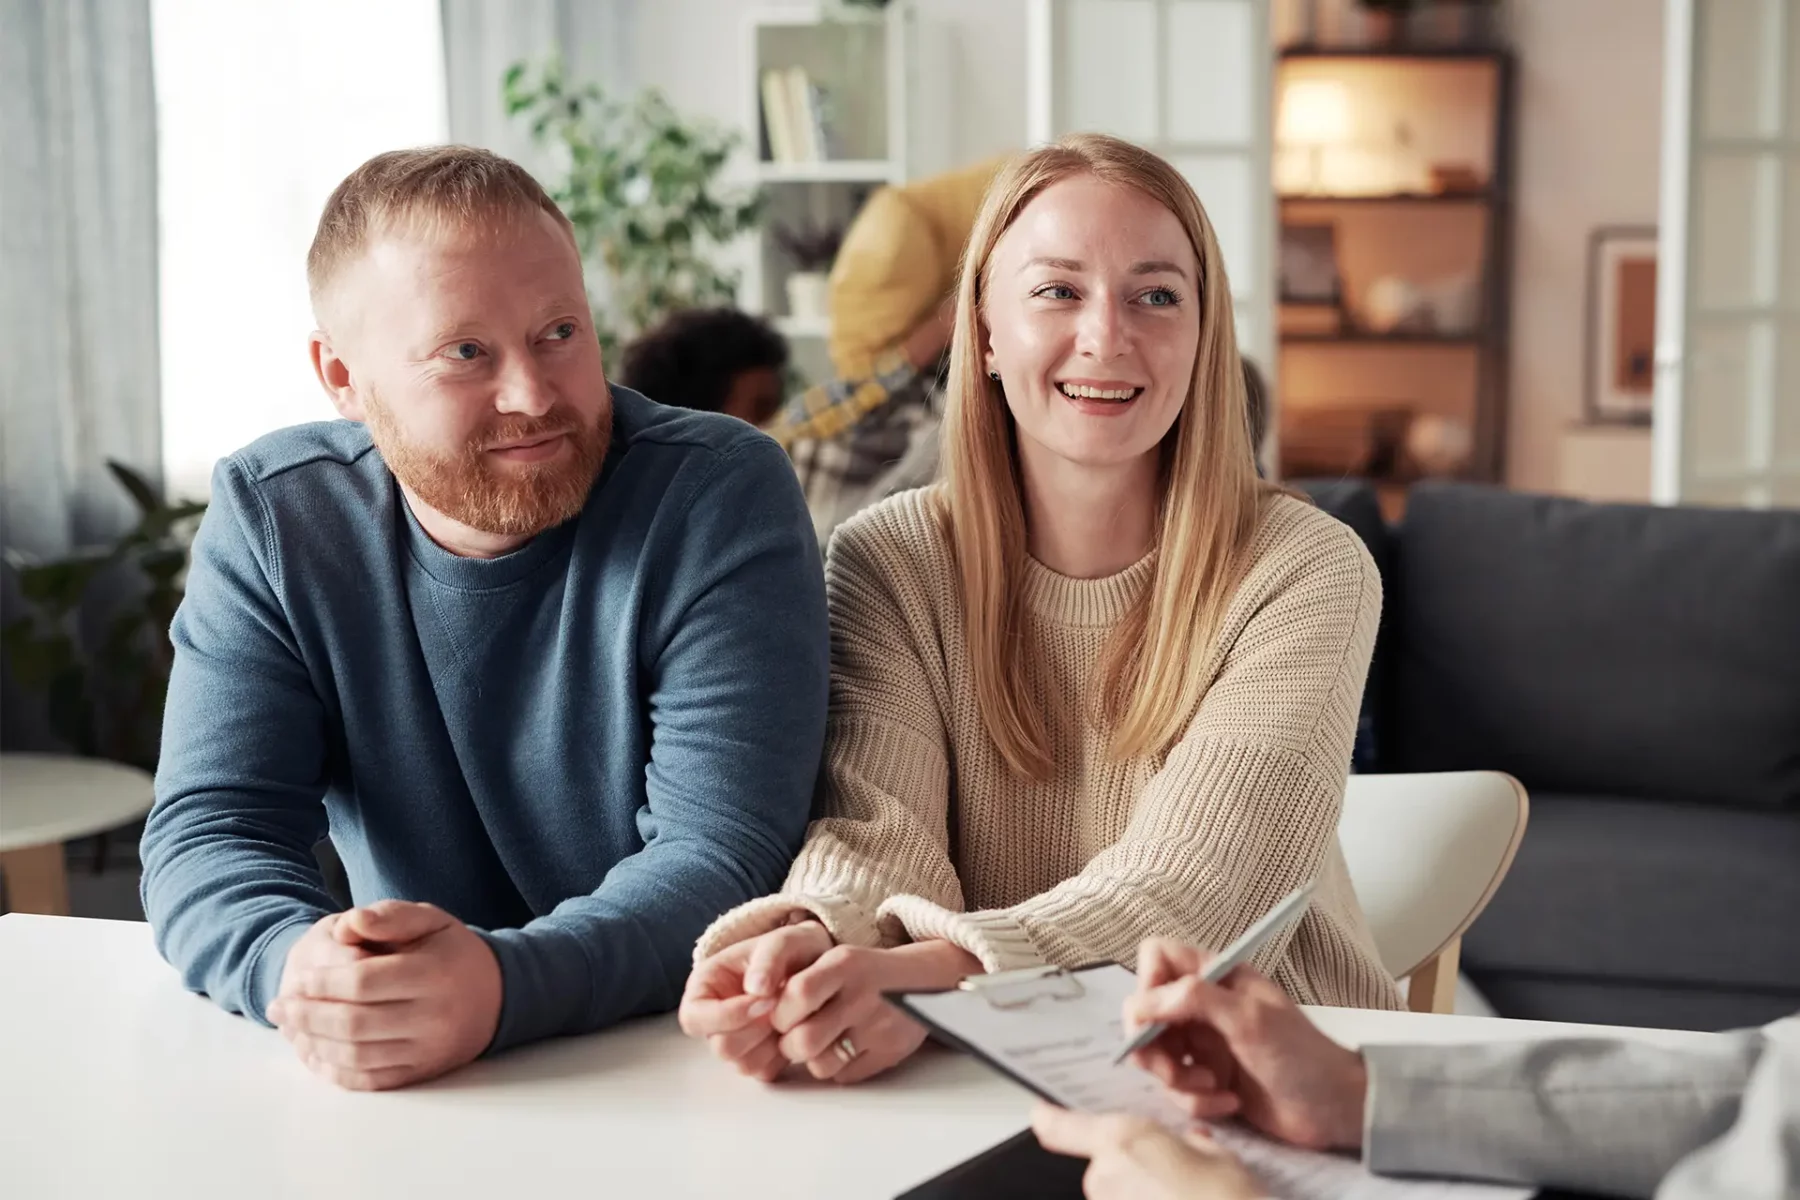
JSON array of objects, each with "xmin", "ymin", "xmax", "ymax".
[{"xmin": 766, "ymin": 156, "xmax": 1008, "ymax": 546}]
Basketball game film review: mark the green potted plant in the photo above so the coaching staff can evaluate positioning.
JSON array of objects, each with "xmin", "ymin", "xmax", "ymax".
[
  {"xmin": 2, "ymin": 462, "xmax": 206, "ymax": 772},
  {"xmin": 503, "ymin": 61, "xmax": 767, "ymax": 362}
]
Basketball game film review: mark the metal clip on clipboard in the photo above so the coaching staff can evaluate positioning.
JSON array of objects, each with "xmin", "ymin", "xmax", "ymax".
[{"xmin": 954, "ymin": 963, "xmax": 1088, "ymax": 1010}]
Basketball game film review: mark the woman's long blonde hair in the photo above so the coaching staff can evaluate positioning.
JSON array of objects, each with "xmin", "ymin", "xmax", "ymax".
[{"xmin": 938, "ymin": 133, "xmax": 1268, "ymax": 780}]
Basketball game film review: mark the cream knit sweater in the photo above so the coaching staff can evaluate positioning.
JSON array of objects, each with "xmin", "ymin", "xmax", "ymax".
[{"xmin": 696, "ymin": 487, "xmax": 1402, "ymax": 1010}]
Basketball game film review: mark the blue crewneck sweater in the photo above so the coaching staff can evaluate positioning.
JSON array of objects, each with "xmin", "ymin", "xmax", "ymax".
[{"xmin": 140, "ymin": 388, "xmax": 828, "ymax": 1052}]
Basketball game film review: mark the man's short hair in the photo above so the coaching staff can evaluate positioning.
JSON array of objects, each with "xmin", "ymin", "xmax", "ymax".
[
  {"xmin": 307, "ymin": 145, "xmax": 572, "ymax": 313},
  {"xmin": 617, "ymin": 308, "xmax": 790, "ymax": 414}
]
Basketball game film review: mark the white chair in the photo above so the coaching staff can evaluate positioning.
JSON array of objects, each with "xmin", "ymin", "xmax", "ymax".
[{"xmin": 1336, "ymin": 771, "xmax": 1529, "ymax": 1014}]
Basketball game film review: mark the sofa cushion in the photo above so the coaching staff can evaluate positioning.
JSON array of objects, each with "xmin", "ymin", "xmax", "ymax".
[
  {"xmin": 1389, "ymin": 483, "xmax": 1800, "ymax": 809},
  {"xmin": 1294, "ymin": 479, "xmax": 1393, "ymax": 772},
  {"xmin": 1461, "ymin": 792, "xmax": 1800, "ymax": 993},
  {"xmin": 1463, "ymin": 973, "xmax": 1800, "ymax": 1033}
]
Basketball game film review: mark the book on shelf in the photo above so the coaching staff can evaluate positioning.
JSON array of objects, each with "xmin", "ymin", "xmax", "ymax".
[
  {"xmin": 760, "ymin": 66, "xmax": 838, "ymax": 165},
  {"xmin": 760, "ymin": 69, "xmax": 798, "ymax": 164}
]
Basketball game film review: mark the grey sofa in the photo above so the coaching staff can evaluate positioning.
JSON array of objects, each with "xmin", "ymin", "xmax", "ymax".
[{"xmin": 1300, "ymin": 479, "xmax": 1800, "ymax": 1032}]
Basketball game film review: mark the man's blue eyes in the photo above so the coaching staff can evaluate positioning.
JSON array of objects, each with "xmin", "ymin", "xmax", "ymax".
[{"xmin": 446, "ymin": 326, "xmax": 577, "ymax": 360}]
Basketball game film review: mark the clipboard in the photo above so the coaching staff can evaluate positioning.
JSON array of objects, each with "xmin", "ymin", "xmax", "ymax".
[
  {"xmin": 892, "ymin": 1128, "xmax": 1087, "ymax": 1200},
  {"xmin": 887, "ymin": 961, "xmax": 1192, "ymax": 1125},
  {"xmin": 887, "ymin": 963, "xmax": 1154, "ymax": 1200}
]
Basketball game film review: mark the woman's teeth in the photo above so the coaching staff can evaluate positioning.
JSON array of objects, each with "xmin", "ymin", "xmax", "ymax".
[{"xmin": 1057, "ymin": 383, "xmax": 1140, "ymax": 402}]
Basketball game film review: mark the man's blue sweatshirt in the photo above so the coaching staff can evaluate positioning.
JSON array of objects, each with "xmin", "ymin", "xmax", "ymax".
[{"xmin": 140, "ymin": 388, "xmax": 829, "ymax": 1052}]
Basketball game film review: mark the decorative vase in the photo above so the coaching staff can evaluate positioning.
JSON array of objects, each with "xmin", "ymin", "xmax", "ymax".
[
  {"xmin": 785, "ymin": 272, "xmax": 830, "ymax": 322},
  {"xmin": 1405, "ymin": 414, "xmax": 1475, "ymax": 478},
  {"xmin": 1364, "ymin": 276, "xmax": 1424, "ymax": 333}
]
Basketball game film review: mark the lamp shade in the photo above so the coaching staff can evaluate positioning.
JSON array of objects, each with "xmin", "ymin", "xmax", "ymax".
[{"xmin": 1278, "ymin": 79, "xmax": 1350, "ymax": 146}]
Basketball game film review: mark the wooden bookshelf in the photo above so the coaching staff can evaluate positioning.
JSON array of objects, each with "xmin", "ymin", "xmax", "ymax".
[{"xmin": 1275, "ymin": 48, "xmax": 1516, "ymax": 486}]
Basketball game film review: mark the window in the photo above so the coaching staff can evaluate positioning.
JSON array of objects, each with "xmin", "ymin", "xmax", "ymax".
[{"xmin": 152, "ymin": 0, "xmax": 447, "ymax": 496}]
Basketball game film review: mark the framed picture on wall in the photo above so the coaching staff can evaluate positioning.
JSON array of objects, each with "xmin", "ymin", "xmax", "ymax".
[{"xmin": 1584, "ymin": 226, "xmax": 1659, "ymax": 425}]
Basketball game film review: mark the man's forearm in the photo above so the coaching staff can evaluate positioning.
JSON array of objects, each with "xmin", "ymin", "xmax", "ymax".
[
  {"xmin": 140, "ymin": 783, "xmax": 335, "ymax": 1023},
  {"xmin": 476, "ymin": 888, "xmax": 705, "ymax": 1053},
  {"xmin": 139, "ymin": 828, "xmax": 333, "ymax": 1025},
  {"xmin": 144, "ymin": 470, "xmax": 339, "ymax": 1024}
]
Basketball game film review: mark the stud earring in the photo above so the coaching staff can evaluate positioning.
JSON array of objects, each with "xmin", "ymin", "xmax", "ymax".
[{"xmin": 988, "ymin": 370, "xmax": 1001, "ymax": 383}]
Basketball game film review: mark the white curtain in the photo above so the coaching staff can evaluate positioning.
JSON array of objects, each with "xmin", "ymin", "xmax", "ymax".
[
  {"xmin": 0, "ymin": 0, "xmax": 161, "ymax": 559},
  {"xmin": 439, "ymin": 0, "xmax": 638, "ymax": 172}
]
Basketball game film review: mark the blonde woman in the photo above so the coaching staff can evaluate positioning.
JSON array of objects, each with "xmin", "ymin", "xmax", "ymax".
[{"xmin": 679, "ymin": 133, "xmax": 1401, "ymax": 1087}]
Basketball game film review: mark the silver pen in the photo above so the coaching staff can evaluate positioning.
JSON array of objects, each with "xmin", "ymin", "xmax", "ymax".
[{"xmin": 1112, "ymin": 882, "xmax": 1317, "ymax": 1065}]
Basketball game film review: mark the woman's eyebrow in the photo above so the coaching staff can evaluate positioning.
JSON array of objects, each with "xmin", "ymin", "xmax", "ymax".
[
  {"xmin": 1020, "ymin": 255, "xmax": 1190, "ymax": 282},
  {"xmin": 1129, "ymin": 259, "xmax": 1189, "ymax": 280}
]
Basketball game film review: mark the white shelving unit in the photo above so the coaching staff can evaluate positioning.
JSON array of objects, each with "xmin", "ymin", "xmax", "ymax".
[
  {"xmin": 756, "ymin": 159, "xmax": 897, "ymax": 185},
  {"xmin": 743, "ymin": 3, "xmax": 914, "ymax": 381},
  {"xmin": 772, "ymin": 314, "xmax": 833, "ymax": 339}
]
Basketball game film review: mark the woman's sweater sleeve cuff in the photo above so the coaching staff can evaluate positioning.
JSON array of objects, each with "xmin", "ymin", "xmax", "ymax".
[
  {"xmin": 877, "ymin": 895, "xmax": 1048, "ymax": 973},
  {"xmin": 692, "ymin": 892, "xmax": 884, "ymax": 962}
]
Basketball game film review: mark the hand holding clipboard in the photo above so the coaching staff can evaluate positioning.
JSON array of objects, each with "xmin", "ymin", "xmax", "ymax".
[
  {"xmin": 882, "ymin": 882, "xmax": 1320, "ymax": 1123},
  {"xmin": 885, "ymin": 881, "xmax": 1533, "ymax": 1200},
  {"xmin": 885, "ymin": 882, "xmax": 1534, "ymax": 1200}
]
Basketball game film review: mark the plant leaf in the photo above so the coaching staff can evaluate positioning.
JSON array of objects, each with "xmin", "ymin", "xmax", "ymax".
[{"xmin": 107, "ymin": 460, "xmax": 162, "ymax": 514}]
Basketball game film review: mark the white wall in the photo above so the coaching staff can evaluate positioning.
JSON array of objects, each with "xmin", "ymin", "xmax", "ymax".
[
  {"xmin": 912, "ymin": 0, "xmax": 1031, "ymax": 169},
  {"xmin": 1505, "ymin": 0, "xmax": 1662, "ymax": 497}
]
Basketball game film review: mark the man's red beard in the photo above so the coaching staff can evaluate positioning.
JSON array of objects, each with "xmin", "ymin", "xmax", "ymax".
[{"xmin": 364, "ymin": 390, "xmax": 612, "ymax": 538}]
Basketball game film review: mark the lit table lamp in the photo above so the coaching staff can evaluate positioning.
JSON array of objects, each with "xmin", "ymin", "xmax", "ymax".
[{"xmin": 1278, "ymin": 79, "xmax": 1350, "ymax": 195}]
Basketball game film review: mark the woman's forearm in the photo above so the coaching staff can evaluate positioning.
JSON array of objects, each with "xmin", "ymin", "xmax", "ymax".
[{"xmin": 883, "ymin": 938, "xmax": 984, "ymax": 990}]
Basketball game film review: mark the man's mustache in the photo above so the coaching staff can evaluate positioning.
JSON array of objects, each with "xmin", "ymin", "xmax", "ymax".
[{"xmin": 473, "ymin": 414, "xmax": 586, "ymax": 452}]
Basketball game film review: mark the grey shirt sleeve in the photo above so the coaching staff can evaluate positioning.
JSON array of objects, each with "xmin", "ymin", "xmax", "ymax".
[
  {"xmin": 1362, "ymin": 1025, "xmax": 1772, "ymax": 1199},
  {"xmin": 1656, "ymin": 1018, "xmax": 1800, "ymax": 1200}
]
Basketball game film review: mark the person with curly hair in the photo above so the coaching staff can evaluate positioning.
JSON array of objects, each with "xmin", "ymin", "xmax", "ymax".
[{"xmin": 616, "ymin": 307, "xmax": 790, "ymax": 426}]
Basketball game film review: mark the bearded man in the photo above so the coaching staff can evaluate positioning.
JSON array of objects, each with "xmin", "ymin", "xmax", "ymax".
[{"xmin": 139, "ymin": 146, "xmax": 829, "ymax": 1090}]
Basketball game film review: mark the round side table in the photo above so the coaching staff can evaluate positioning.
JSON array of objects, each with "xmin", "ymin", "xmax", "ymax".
[{"xmin": 0, "ymin": 753, "xmax": 155, "ymax": 916}]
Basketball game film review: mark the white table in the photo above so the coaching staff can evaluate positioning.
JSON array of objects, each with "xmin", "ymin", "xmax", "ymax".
[
  {"xmin": 0, "ymin": 915, "xmax": 1719, "ymax": 1200},
  {"xmin": 0, "ymin": 754, "xmax": 155, "ymax": 915}
]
